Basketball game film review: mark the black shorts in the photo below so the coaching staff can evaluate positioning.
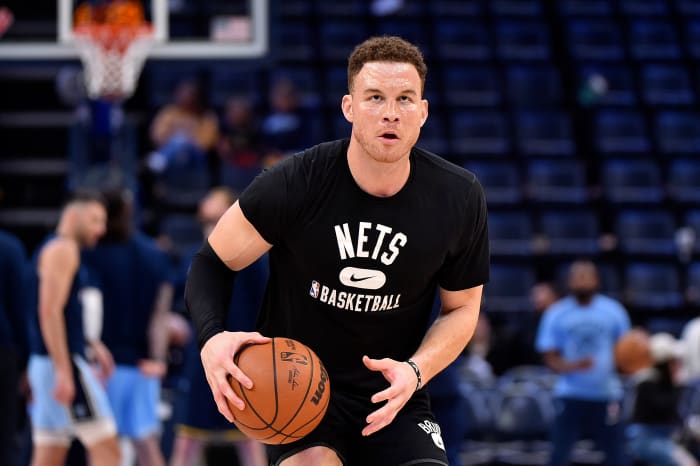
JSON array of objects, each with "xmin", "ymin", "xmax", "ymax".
[{"xmin": 266, "ymin": 389, "xmax": 449, "ymax": 466}]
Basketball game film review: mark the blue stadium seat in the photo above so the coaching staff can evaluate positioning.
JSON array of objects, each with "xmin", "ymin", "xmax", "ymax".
[
  {"xmin": 686, "ymin": 210, "xmax": 700, "ymax": 254},
  {"xmin": 492, "ymin": 382, "xmax": 554, "ymax": 441},
  {"xmin": 375, "ymin": 19, "xmax": 431, "ymax": 59},
  {"xmin": 209, "ymin": 65, "xmax": 262, "ymax": 108},
  {"xmin": 641, "ymin": 65, "xmax": 694, "ymax": 106},
  {"xmin": 443, "ymin": 65, "xmax": 502, "ymax": 107},
  {"xmin": 686, "ymin": 20, "xmax": 700, "ymax": 58},
  {"xmin": 655, "ymin": 111, "xmax": 700, "ymax": 154},
  {"xmin": 625, "ymin": 263, "xmax": 683, "ymax": 309},
  {"xmin": 428, "ymin": 0, "xmax": 484, "ymax": 17},
  {"xmin": 619, "ymin": 0, "xmax": 669, "ymax": 15},
  {"xmin": 463, "ymin": 161, "xmax": 522, "ymax": 205},
  {"xmin": 496, "ymin": 20, "xmax": 551, "ymax": 60},
  {"xmin": 594, "ymin": 110, "xmax": 651, "ymax": 154},
  {"xmin": 417, "ymin": 115, "xmax": 448, "ymax": 155},
  {"xmin": 491, "ymin": 0, "xmax": 543, "ymax": 16},
  {"xmin": 559, "ymin": 0, "xmax": 613, "ymax": 15},
  {"xmin": 316, "ymin": 0, "xmax": 367, "ymax": 16},
  {"xmin": 450, "ymin": 110, "xmax": 510, "ymax": 156},
  {"xmin": 434, "ymin": 20, "xmax": 492, "ymax": 60},
  {"xmin": 602, "ymin": 159, "xmax": 664, "ymax": 204},
  {"xmin": 539, "ymin": 210, "xmax": 601, "ymax": 255},
  {"xmin": 319, "ymin": 20, "xmax": 368, "ymax": 61},
  {"xmin": 687, "ymin": 263, "xmax": 700, "ymax": 305},
  {"xmin": 577, "ymin": 64, "xmax": 637, "ymax": 106},
  {"xmin": 599, "ymin": 263, "xmax": 624, "ymax": 301},
  {"xmin": 527, "ymin": 160, "xmax": 588, "ymax": 203},
  {"xmin": 485, "ymin": 264, "xmax": 537, "ymax": 312},
  {"xmin": 277, "ymin": 21, "xmax": 315, "ymax": 61},
  {"xmin": 568, "ymin": 19, "xmax": 625, "ymax": 60},
  {"xmin": 459, "ymin": 381, "xmax": 496, "ymax": 443},
  {"xmin": 507, "ymin": 65, "xmax": 562, "ymax": 106},
  {"xmin": 515, "ymin": 111, "xmax": 575, "ymax": 156},
  {"xmin": 668, "ymin": 159, "xmax": 700, "ymax": 203},
  {"xmin": 278, "ymin": 0, "xmax": 313, "ymax": 17},
  {"xmin": 487, "ymin": 212, "xmax": 534, "ymax": 256},
  {"xmin": 628, "ymin": 19, "xmax": 681, "ymax": 60},
  {"xmin": 616, "ymin": 210, "xmax": 677, "ymax": 256},
  {"xmin": 677, "ymin": 0, "xmax": 700, "ymax": 16},
  {"xmin": 323, "ymin": 66, "xmax": 349, "ymax": 107}
]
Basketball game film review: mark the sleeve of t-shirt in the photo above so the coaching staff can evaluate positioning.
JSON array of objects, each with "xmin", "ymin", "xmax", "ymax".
[
  {"xmin": 437, "ymin": 178, "xmax": 490, "ymax": 291},
  {"xmin": 239, "ymin": 154, "xmax": 308, "ymax": 246},
  {"xmin": 536, "ymin": 306, "xmax": 560, "ymax": 353}
]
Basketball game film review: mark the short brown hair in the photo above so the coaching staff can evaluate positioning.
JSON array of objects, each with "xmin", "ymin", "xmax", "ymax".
[{"xmin": 347, "ymin": 36, "xmax": 428, "ymax": 94}]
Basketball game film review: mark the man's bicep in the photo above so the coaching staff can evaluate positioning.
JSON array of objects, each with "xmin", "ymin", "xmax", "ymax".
[
  {"xmin": 208, "ymin": 201, "xmax": 272, "ymax": 271},
  {"xmin": 438, "ymin": 285, "xmax": 483, "ymax": 314},
  {"xmin": 38, "ymin": 242, "xmax": 78, "ymax": 314}
]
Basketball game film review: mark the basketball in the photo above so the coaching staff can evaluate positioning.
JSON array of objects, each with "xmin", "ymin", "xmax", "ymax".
[
  {"xmin": 227, "ymin": 337, "xmax": 330, "ymax": 444},
  {"xmin": 614, "ymin": 329, "xmax": 653, "ymax": 374}
]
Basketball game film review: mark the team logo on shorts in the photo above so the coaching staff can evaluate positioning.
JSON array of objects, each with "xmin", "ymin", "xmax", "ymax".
[
  {"xmin": 309, "ymin": 280, "xmax": 320, "ymax": 298},
  {"xmin": 418, "ymin": 419, "xmax": 445, "ymax": 451}
]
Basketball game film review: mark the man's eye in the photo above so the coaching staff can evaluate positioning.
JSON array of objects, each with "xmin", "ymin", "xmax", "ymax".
[{"xmin": 370, "ymin": 95, "xmax": 382, "ymax": 101}]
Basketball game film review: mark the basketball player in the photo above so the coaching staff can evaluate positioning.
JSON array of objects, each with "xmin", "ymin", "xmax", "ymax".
[
  {"xmin": 82, "ymin": 188, "xmax": 171, "ymax": 466},
  {"xmin": 170, "ymin": 187, "xmax": 267, "ymax": 466},
  {"xmin": 536, "ymin": 260, "xmax": 631, "ymax": 466},
  {"xmin": 25, "ymin": 190, "xmax": 121, "ymax": 466},
  {"xmin": 185, "ymin": 36, "xmax": 489, "ymax": 466}
]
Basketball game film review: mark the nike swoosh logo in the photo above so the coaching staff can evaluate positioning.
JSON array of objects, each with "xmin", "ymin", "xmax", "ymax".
[
  {"xmin": 350, "ymin": 274, "xmax": 375, "ymax": 282},
  {"xmin": 339, "ymin": 267, "xmax": 386, "ymax": 290}
]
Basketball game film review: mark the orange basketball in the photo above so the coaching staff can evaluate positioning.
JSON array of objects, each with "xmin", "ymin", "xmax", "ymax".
[
  {"xmin": 227, "ymin": 337, "xmax": 331, "ymax": 444},
  {"xmin": 105, "ymin": 0, "xmax": 145, "ymax": 26},
  {"xmin": 615, "ymin": 329, "xmax": 653, "ymax": 374}
]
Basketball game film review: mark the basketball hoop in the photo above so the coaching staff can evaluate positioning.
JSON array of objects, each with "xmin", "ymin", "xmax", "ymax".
[{"xmin": 73, "ymin": 22, "xmax": 153, "ymax": 101}]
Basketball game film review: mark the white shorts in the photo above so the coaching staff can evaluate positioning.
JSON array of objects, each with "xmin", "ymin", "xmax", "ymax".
[{"xmin": 28, "ymin": 354, "xmax": 117, "ymax": 446}]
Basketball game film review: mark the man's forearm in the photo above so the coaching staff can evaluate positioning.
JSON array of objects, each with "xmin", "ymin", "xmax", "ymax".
[
  {"xmin": 39, "ymin": 306, "xmax": 72, "ymax": 373},
  {"xmin": 410, "ymin": 304, "xmax": 480, "ymax": 387}
]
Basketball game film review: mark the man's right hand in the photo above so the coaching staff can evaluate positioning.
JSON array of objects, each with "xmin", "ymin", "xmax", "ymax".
[
  {"xmin": 53, "ymin": 368, "xmax": 75, "ymax": 405},
  {"xmin": 200, "ymin": 331, "xmax": 271, "ymax": 422}
]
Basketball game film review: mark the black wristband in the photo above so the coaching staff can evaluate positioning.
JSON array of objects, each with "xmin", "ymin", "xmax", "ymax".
[
  {"xmin": 406, "ymin": 358, "xmax": 422, "ymax": 391},
  {"xmin": 184, "ymin": 240, "xmax": 237, "ymax": 349}
]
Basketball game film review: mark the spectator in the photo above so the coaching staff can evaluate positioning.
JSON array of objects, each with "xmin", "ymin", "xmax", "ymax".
[
  {"xmin": 217, "ymin": 95, "xmax": 265, "ymax": 192},
  {"xmin": 148, "ymin": 79, "xmax": 219, "ymax": 174},
  {"xmin": 0, "ymin": 229, "xmax": 27, "ymax": 465},
  {"xmin": 536, "ymin": 260, "xmax": 631, "ymax": 466},
  {"xmin": 260, "ymin": 77, "xmax": 313, "ymax": 162},
  {"xmin": 82, "ymin": 188, "xmax": 172, "ymax": 466},
  {"xmin": 169, "ymin": 187, "xmax": 267, "ymax": 466},
  {"xmin": 627, "ymin": 333, "xmax": 698, "ymax": 466}
]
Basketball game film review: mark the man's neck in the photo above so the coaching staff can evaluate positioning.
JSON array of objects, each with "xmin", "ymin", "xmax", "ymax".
[{"xmin": 346, "ymin": 140, "xmax": 411, "ymax": 198}]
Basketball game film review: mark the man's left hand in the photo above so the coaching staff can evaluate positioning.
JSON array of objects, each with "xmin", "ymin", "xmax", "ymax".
[{"xmin": 361, "ymin": 355, "xmax": 418, "ymax": 436}]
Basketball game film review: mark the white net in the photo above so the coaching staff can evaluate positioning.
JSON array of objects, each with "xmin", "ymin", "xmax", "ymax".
[{"xmin": 73, "ymin": 25, "xmax": 153, "ymax": 100}]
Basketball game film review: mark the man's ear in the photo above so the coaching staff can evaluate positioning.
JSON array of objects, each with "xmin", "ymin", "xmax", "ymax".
[
  {"xmin": 420, "ymin": 99, "xmax": 429, "ymax": 127},
  {"xmin": 341, "ymin": 94, "xmax": 353, "ymax": 123}
]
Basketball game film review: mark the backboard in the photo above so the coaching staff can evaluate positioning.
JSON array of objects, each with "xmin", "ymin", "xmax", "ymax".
[{"xmin": 0, "ymin": 0, "xmax": 268, "ymax": 59}]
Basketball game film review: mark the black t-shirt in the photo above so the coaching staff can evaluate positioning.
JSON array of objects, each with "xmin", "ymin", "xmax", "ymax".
[{"xmin": 239, "ymin": 139, "xmax": 490, "ymax": 395}]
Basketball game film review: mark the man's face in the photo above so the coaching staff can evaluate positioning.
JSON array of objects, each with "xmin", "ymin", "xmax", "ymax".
[
  {"xmin": 342, "ymin": 61, "xmax": 428, "ymax": 164},
  {"xmin": 77, "ymin": 202, "xmax": 107, "ymax": 247}
]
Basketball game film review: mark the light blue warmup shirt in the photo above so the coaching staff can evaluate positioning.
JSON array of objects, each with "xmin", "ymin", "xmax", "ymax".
[{"xmin": 536, "ymin": 294, "xmax": 630, "ymax": 401}]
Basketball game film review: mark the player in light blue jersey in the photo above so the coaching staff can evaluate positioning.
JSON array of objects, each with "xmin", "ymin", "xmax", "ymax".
[{"xmin": 536, "ymin": 260, "xmax": 631, "ymax": 466}]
